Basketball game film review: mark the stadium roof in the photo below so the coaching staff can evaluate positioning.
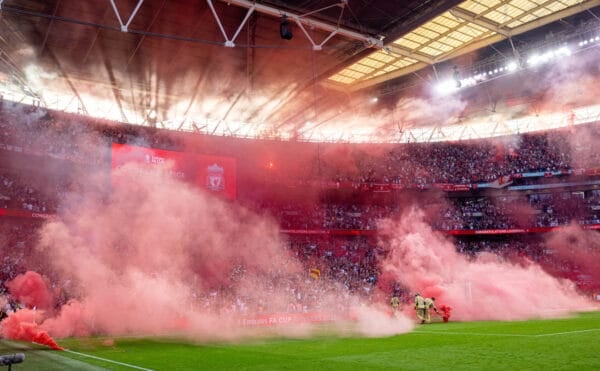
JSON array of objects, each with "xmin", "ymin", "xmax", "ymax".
[
  {"xmin": 327, "ymin": 0, "xmax": 599, "ymax": 90},
  {"xmin": 0, "ymin": 0, "xmax": 599, "ymax": 143}
]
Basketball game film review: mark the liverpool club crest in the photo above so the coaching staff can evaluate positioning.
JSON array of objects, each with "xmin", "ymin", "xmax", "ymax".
[{"xmin": 206, "ymin": 163, "xmax": 225, "ymax": 191}]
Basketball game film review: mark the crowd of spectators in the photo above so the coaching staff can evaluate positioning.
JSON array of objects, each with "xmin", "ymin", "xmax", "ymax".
[
  {"xmin": 2, "ymin": 102, "xmax": 600, "ymax": 190},
  {"xmin": 319, "ymin": 127, "xmax": 600, "ymax": 187},
  {"xmin": 0, "ymin": 105, "xmax": 107, "ymax": 165},
  {"xmin": 435, "ymin": 192, "xmax": 600, "ymax": 230},
  {"xmin": 255, "ymin": 190, "xmax": 600, "ymax": 232},
  {"xmin": 193, "ymin": 234, "xmax": 382, "ymax": 315},
  {"xmin": 0, "ymin": 171, "xmax": 51, "ymax": 212},
  {"xmin": 1, "ymin": 102, "xmax": 600, "ymax": 232},
  {"xmin": 455, "ymin": 237, "xmax": 593, "ymax": 288},
  {"xmin": 2, "ymin": 102, "xmax": 600, "ymax": 313},
  {"xmin": 261, "ymin": 202, "xmax": 390, "ymax": 231},
  {"xmin": 0, "ymin": 220, "xmax": 43, "ymax": 285},
  {"xmin": 0, "ymin": 215, "xmax": 381, "ymax": 315}
]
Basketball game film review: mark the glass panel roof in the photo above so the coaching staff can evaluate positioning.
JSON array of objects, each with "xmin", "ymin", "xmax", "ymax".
[{"xmin": 328, "ymin": 0, "xmax": 588, "ymax": 86}]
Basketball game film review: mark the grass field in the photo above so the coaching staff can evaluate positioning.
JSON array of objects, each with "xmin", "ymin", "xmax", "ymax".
[{"xmin": 1, "ymin": 311, "xmax": 599, "ymax": 370}]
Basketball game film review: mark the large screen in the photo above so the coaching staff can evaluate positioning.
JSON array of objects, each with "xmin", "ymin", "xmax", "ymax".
[{"xmin": 111, "ymin": 143, "xmax": 237, "ymax": 200}]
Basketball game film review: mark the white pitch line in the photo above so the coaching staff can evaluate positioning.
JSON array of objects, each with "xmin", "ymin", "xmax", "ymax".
[
  {"xmin": 413, "ymin": 328, "xmax": 600, "ymax": 338},
  {"xmin": 534, "ymin": 328, "xmax": 600, "ymax": 337},
  {"xmin": 412, "ymin": 330, "xmax": 530, "ymax": 337},
  {"xmin": 63, "ymin": 349, "xmax": 154, "ymax": 371}
]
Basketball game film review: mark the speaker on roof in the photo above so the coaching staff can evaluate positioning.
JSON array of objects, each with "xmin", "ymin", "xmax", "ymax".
[{"xmin": 280, "ymin": 16, "xmax": 293, "ymax": 40}]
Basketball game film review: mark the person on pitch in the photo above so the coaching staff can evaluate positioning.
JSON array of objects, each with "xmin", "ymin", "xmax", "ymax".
[
  {"xmin": 423, "ymin": 296, "xmax": 438, "ymax": 324},
  {"xmin": 390, "ymin": 295, "xmax": 400, "ymax": 317},
  {"xmin": 414, "ymin": 293, "xmax": 426, "ymax": 323}
]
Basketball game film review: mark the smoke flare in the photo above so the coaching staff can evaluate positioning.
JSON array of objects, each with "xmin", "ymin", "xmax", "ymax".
[{"xmin": 378, "ymin": 208, "xmax": 594, "ymax": 321}]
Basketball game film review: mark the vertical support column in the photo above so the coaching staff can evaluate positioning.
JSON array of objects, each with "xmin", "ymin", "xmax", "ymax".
[
  {"xmin": 508, "ymin": 37, "xmax": 522, "ymax": 67},
  {"xmin": 246, "ymin": 13, "xmax": 257, "ymax": 89}
]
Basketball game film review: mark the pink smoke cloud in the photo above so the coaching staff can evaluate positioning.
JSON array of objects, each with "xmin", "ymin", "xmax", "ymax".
[
  {"xmin": 378, "ymin": 208, "xmax": 595, "ymax": 321},
  {"xmin": 6, "ymin": 271, "xmax": 54, "ymax": 311},
  {"xmin": 544, "ymin": 223, "xmax": 600, "ymax": 287},
  {"xmin": 0, "ymin": 163, "xmax": 412, "ymax": 341},
  {"xmin": 0, "ymin": 308, "xmax": 63, "ymax": 350}
]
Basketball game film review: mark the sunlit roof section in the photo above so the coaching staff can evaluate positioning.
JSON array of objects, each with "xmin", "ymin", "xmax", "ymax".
[
  {"xmin": 327, "ymin": 50, "xmax": 420, "ymax": 85},
  {"xmin": 461, "ymin": 0, "xmax": 586, "ymax": 27},
  {"xmin": 327, "ymin": 0, "xmax": 593, "ymax": 89}
]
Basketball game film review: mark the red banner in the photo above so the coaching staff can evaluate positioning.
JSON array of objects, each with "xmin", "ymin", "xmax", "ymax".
[
  {"xmin": 111, "ymin": 143, "xmax": 237, "ymax": 199},
  {"xmin": 0, "ymin": 209, "xmax": 55, "ymax": 220},
  {"xmin": 280, "ymin": 229, "xmax": 377, "ymax": 236},
  {"xmin": 585, "ymin": 168, "xmax": 600, "ymax": 176},
  {"xmin": 449, "ymin": 224, "xmax": 600, "ymax": 235},
  {"xmin": 433, "ymin": 183, "xmax": 474, "ymax": 191},
  {"xmin": 283, "ymin": 225, "xmax": 600, "ymax": 236}
]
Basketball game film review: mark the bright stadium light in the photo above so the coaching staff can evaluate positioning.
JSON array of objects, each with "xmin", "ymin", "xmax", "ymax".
[
  {"xmin": 506, "ymin": 61, "xmax": 518, "ymax": 71},
  {"xmin": 527, "ymin": 46, "xmax": 571, "ymax": 66},
  {"xmin": 434, "ymin": 79, "xmax": 458, "ymax": 95},
  {"xmin": 557, "ymin": 46, "xmax": 571, "ymax": 56},
  {"xmin": 584, "ymin": 36, "xmax": 600, "ymax": 45}
]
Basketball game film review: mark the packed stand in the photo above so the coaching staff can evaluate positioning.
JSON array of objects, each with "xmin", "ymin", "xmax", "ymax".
[
  {"xmin": 2, "ymin": 101, "xmax": 600, "ymax": 190},
  {"xmin": 319, "ymin": 129, "xmax": 600, "ymax": 187},
  {"xmin": 454, "ymin": 237, "xmax": 595, "ymax": 290},
  {"xmin": 257, "ymin": 190, "xmax": 600, "ymax": 232},
  {"xmin": 0, "ymin": 171, "xmax": 53, "ymax": 212},
  {"xmin": 263, "ymin": 202, "xmax": 393, "ymax": 231}
]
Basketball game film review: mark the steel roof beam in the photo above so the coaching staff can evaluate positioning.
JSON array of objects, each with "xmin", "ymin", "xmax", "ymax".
[
  {"xmin": 349, "ymin": 0, "xmax": 600, "ymax": 90},
  {"xmin": 507, "ymin": 0, "xmax": 600, "ymax": 36},
  {"xmin": 218, "ymin": 0, "xmax": 383, "ymax": 49},
  {"xmin": 109, "ymin": 0, "xmax": 145, "ymax": 32},
  {"xmin": 385, "ymin": 45, "xmax": 435, "ymax": 64},
  {"xmin": 449, "ymin": 8, "xmax": 509, "ymax": 36}
]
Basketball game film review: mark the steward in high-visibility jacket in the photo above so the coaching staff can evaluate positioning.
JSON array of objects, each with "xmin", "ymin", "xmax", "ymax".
[
  {"xmin": 390, "ymin": 296, "xmax": 400, "ymax": 317},
  {"xmin": 423, "ymin": 297, "xmax": 438, "ymax": 323},
  {"xmin": 414, "ymin": 293, "xmax": 426, "ymax": 322}
]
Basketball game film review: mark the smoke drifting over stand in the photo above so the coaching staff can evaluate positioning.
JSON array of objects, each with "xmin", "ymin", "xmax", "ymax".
[
  {"xmin": 544, "ymin": 224, "xmax": 600, "ymax": 286},
  {"xmin": 1, "ymin": 163, "xmax": 414, "ymax": 342},
  {"xmin": 0, "ymin": 111, "xmax": 597, "ymax": 345},
  {"xmin": 34, "ymin": 164, "xmax": 296, "ymax": 339},
  {"xmin": 378, "ymin": 208, "xmax": 594, "ymax": 321}
]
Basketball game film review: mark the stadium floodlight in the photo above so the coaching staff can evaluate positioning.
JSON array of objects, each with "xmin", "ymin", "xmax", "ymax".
[
  {"xmin": 506, "ymin": 61, "xmax": 518, "ymax": 71},
  {"xmin": 527, "ymin": 46, "xmax": 571, "ymax": 66},
  {"xmin": 0, "ymin": 353, "xmax": 25, "ymax": 370},
  {"xmin": 434, "ymin": 79, "xmax": 458, "ymax": 95},
  {"xmin": 582, "ymin": 36, "xmax": 600, "ymax": 45}
]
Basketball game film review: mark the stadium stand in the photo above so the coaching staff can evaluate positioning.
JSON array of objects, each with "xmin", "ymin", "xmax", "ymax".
[{"xmin": 1, "ymin": 101, "xmax": 600, "ymax": 311}]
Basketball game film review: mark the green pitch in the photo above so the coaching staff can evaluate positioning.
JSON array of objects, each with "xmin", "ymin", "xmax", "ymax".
[{"xmin": 2, "ymin": 311, "xmax": 599, "ymax": 370}]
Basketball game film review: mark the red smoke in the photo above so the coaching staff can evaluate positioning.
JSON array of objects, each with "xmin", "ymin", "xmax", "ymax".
[
  {"xmin": 544, "ymin": 224, "xmax": 600, "ymax": 288},
  {"xmin": 438, "ymin": 304, "xmax": 451, "ymax": 322},
  {"xmin": 0, "ymin": 309, "xmax": 63, "ymax": 350},
  {"xmin": 22, "ymin": 164, "xmax": 413, "ymax": 340},
  {"xmin": 378, "ymin": 208, "xmax": 595, "ymax": 321},
  {"xmin": 6, "ymin": 271, "xmax": 54, "ymax": 311}
]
